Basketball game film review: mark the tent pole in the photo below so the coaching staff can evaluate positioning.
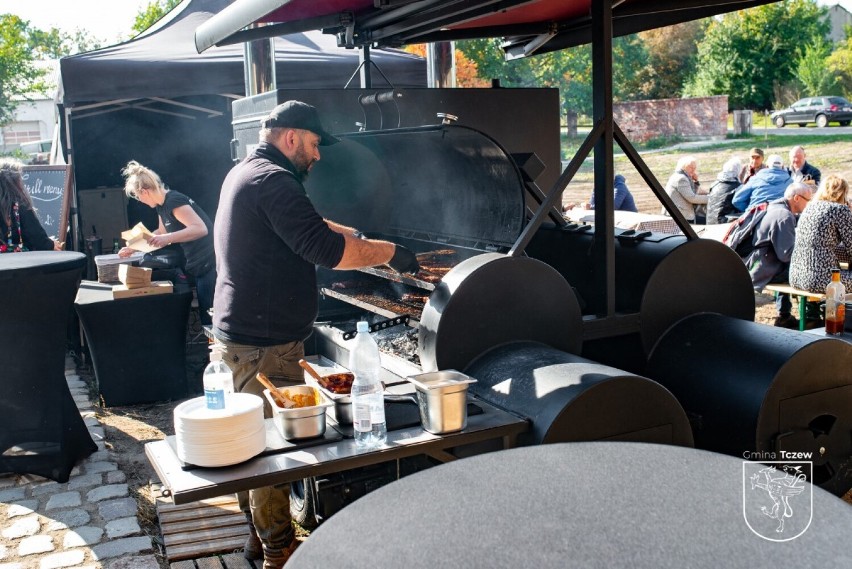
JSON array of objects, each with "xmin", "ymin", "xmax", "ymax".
[
  {"xmin": 426, "ymin": 42, "xmax": 455, "ymax": 88},
  {"xmin": 64, "ymin": 107, "xmax": 81, "ymax": 253},
  {"xmin": 591, "ymin": 0, "xmax": 615, "ymax": 318},
  {"xmin": 360, "ymin": 45, "xmax": 372, "ymax": 88}
]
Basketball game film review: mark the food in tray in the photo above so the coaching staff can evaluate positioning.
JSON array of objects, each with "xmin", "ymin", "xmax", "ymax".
[
  {"xmin": 278, "ymin": 388, "xmax": 321, "ymax": 408},
  {"xmin": 317, "ymin": 372, "xmax": 355, "ymax": 395}
]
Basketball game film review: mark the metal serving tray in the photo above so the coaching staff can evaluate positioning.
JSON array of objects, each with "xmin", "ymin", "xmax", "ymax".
[{"xmin": 302, "ymin": 355, "xmax": 353, "ymax": 424}]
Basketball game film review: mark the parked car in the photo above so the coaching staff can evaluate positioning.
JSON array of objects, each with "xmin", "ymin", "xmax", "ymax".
[
  {"xmin": 19, "ymin": 139, "xmax": 52, "ymax": 164},
  {"xmin": 770, "ymin": 96, "xmax": 852, "ymax": 128}
]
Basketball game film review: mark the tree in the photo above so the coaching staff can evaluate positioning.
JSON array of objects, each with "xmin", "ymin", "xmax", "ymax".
[
  {"xmin": 133, "ymin": 0, "xmax": 182, "ymax": 35},
  {"xmin": 0, "ymin": 15, "xmax": 47, "ymax": 126},
  {"xmin": 685, "ymin": 0, "xmax": 829, "ymax": 110},
  {"xmin": 403, "ymin": 43, "xmax": 490, "ymax": 87},
  {"xmin": 637, "ymin": 20, "xmax": 707, "ymax": 100},
  {"xmin": 27, "ymin": 27, "xmax": 102, "ymax": 58},
  {"xmin": 796, "ymin": 38, "xmax": 840, "ymax": 96},
  {"xmin": 827, "ymin": 36, "xmax": 852, "ymax": 97},
  {"xmin": 458, "ymin": 35, "xmax": 649, "ymax": 117}
]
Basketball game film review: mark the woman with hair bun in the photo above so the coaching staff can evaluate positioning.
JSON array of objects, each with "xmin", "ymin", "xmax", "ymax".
[
  {"xmin": 118, "ymin": 160, "xmax": 216, "ymax": 324},
  {"xmin": 0, "ymin": 158, "xmax": 60, "ymax": 252}
]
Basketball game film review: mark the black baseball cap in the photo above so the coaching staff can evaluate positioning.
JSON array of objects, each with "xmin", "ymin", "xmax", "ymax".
[{"xmin": 261, "ymin": 100, "xmax": 339, "ymax": 146}]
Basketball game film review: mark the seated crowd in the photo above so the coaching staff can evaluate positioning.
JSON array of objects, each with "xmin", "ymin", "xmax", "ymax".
[{"xmin": 714, "ymin": 145, "xmax": 847, "ymax": 329}]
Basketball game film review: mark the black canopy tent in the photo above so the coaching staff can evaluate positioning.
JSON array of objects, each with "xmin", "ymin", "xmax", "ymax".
[{"xmin": 56, "ymin": 0, "xmax": 425, "ymax": 240}]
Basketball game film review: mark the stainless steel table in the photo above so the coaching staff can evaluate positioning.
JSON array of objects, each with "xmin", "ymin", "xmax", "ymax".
[
  {"xmin": 286, "ymin": 442, "xmax": 852, "ymax": 569},
  {"xmin": 145, "ymin": 397, "xmax": 528, "ymax": 505}
]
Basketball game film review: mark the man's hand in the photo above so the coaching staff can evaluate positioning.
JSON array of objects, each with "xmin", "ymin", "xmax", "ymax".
[{"xmin": 387, "ymin": 244, "xmax": 420, "ymax": 274}]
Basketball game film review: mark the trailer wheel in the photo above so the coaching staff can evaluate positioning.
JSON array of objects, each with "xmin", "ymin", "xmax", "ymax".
[{"xmin": 290, "ymin": 478, "xmax": 319, "ymax": 530}]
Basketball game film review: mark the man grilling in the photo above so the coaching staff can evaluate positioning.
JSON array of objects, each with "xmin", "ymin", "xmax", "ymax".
[{"xmin": 212, "ymin": 100, "xmax": 419, "ymax": 568}]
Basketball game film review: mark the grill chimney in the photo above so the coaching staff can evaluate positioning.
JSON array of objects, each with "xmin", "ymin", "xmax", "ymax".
[{"xmin": 244, "ymin": 31, "xmax": 276, "ymax": 96}]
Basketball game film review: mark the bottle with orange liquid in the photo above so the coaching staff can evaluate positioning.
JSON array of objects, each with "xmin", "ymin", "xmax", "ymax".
[{"xmin": 825, "ymin": 269, "xmax": 846, "ymax": 335}]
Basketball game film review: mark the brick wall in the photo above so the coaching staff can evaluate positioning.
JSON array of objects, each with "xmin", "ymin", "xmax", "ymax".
[{"xmin": 613, "ymin": 95, "xmax": 728, "ymax": 144}]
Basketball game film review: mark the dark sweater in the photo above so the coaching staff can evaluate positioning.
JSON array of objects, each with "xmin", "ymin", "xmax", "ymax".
[{"xmin": 213, "ymin": 143, "xmax": 346, "ymax": 345}]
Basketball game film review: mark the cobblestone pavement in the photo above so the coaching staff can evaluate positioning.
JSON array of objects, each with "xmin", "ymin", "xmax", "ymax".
[{"xmin": 0, "ymin": 356, "xmax": 159, "ymax": 569}]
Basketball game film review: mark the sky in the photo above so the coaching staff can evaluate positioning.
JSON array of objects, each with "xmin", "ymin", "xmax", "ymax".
[
  {"xmin": 1, "ymin": 0, "xmax": 851, "ymax": 42},
  {"xmin": 0, "ymin": 0, "xmax": 150, "ymax": 43}
]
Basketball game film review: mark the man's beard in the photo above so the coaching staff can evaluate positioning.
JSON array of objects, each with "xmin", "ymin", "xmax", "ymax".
[{"xmin": 291, "ymin": 143, "xmax": 315, "ymax": 182}]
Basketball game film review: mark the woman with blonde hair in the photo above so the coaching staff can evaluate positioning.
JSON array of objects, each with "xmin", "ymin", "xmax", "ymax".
[
  {"xmin": 118, "ymin": 160, "xmax": 216, "ymax": 323},
  {"xmin": 0, "ymin": 158, "xmax": 59, "ymax": 252},
  {"xmin": 790, "ymin": 175, "xmax": 852, "ymax": 293}
]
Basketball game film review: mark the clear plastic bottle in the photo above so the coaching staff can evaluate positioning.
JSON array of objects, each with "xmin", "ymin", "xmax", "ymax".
[
  {"xmin": 203, "ymin": 351, "xmax": 234, "ymax": 410},
  {"xmin": 825, "ymin": 268, "xmax": 846, "ymax": 336},
  {"xmin": 349, "ymin": 321, "xmax": 387, "ymax": 448}
]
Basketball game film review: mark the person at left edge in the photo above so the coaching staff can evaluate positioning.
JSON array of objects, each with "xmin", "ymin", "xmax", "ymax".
[
  {"xmin": 118, "ymin": 161, "xmax": 216, "ymax": 324},
  {"xmin": 212, "ymin": 100, "xmax": 419, "ymax": 569},
  {"xmin": 0, "ymin": 158, "xmax": 62, "ymax": 252}
]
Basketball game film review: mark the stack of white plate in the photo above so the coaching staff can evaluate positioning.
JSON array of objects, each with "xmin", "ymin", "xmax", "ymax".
[{"xmin": 173, "ymin": 393, "xmax": 266, "ymax": 467}]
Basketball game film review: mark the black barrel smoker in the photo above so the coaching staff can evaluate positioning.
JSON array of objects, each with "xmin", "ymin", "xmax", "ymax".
[
  {"xmin": 281, "ymin": 120, "xmax": 703, "ymax": 525},
  {"xmin": 527, "ymin": 226, "xmax": 756, "ymax": 374},
  {"xmin": 465, "ymin": 342, "xmax": 694, "ymax": 447},
  {"xmin": 648, "ymin": 313, "xmax": 852, "ymax": 495}
]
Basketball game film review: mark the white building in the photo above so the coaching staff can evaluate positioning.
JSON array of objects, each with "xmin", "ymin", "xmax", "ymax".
[
  {"xmin": 827, "ymin": 4, "xmax": 852, "ymax": 44},
  {"xmin": 0, "ymin": 60, "xmax": 58, "ymax": 153}
]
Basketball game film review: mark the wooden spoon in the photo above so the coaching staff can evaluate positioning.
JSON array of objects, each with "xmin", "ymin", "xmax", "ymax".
[
  {"xmin": 298, "ymin": 359, "xmax": 325, "ymax": 383},
  {"xmin": 255, "ymin": 372, "xmax": 292, "ymax": 408}
]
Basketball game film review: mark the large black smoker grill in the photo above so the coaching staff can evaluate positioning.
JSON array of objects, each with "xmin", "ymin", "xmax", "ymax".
[{"xmin": 230, "ymin": 89, "xmax": 712, "ymax": 523}]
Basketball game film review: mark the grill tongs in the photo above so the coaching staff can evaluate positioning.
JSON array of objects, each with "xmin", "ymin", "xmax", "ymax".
[{"xmin": 341, "ymin": 315, "xmax": 411, "ymax": 340}]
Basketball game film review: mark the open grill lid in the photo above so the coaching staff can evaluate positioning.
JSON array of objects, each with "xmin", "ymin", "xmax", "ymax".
[{"xmin": 306, "ymin": 124, "xmax": 527, "ymax": 251}]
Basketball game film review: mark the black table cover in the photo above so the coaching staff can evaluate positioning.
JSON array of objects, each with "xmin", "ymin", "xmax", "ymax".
[
  {"xmin": 0, "ymin": 251, "xmax": 97, "ymax": 482},
  {"xmin": 75, "ymin": 281, "xmax": 191, "ymax": 406},
  {"xmin": 287, "ymin": 442, "xmax": 852, "ymax": 568}
]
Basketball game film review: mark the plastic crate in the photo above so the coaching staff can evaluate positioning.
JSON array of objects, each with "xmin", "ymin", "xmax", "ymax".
[{"xmin": 94, "ymin": 254, "xmax": 135, "ymax": 283}]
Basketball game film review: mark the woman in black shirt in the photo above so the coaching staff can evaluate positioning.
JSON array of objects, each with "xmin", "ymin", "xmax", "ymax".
[{"xmin": 118, "ymin": 161, "xmax": 216, "ymax": 324}]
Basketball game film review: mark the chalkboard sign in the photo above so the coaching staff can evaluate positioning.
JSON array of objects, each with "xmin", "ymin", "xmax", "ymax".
[{"xmin": 21, "ymin": 165, "xmax": 72, "ymax": 242}]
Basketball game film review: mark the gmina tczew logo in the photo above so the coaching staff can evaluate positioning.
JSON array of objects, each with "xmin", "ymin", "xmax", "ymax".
[{"xmin": 743, "ymin": 461, "xmax": 812, "ymax": 541}]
